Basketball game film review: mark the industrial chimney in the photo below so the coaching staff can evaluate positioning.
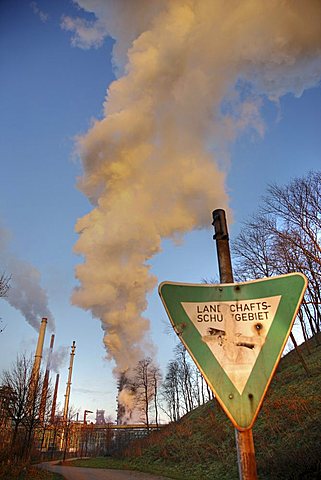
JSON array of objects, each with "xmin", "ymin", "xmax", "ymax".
[
  {"xmin": 62, "ymin": 341, "xmax": 76, "ymax": 422},
  {"xmin": 32, "ymin": 317, "xmax": 47, "ymax": 382},
  {"xmin": 39, "ymin": 333, "xmax": 55, "ymax": 423},
  {"xmin": 29, "ymin": 317, "xmax": 47, "ymax": 404},
  {"xmin": 50, "ymin": 373, "xmax": 59, "ymax": 424}
]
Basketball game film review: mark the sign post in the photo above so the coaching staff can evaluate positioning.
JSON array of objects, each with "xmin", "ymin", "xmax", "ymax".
[
  {"xmin": 159, "ymin": 209, "xmax": 307, "ymax": 479},
  {"xmin": 212, "ymin": 209, "xmax": 257, "ymax": 479}
]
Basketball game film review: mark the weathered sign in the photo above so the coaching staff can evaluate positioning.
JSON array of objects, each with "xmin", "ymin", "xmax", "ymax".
[{"xmin": 159, "ymin": 273, "xmax": 307, "ymax": 430}]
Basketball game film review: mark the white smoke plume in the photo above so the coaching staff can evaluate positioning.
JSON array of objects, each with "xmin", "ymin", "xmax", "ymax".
[
  {"xmin": 50, "ymin": 345, "xmax": 69, "ymax": 373},
  {"xmin": 68, "ymin": 1, "xmax": 321, "ymax": 394},
  {"xmin": 118, "ymin": 387, "xmax": 137, "ymax": 424},
  {"xmin": 0, "ymin": 226, "xmax": 55, "ymax": 331}
]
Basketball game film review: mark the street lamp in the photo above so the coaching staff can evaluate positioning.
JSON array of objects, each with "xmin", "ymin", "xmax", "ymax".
[
  {"xmin": 84, "ymin": 409, "xmax": 93, "ymax": 425},
  {"xmin": 81, "ymin": 410, "xmax": 94, "ymax": 458}
]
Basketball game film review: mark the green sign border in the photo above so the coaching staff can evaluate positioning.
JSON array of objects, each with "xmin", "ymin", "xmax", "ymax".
[{"xmin": 159, "ymin": 273, "xmax": 307, "ymax": 430}]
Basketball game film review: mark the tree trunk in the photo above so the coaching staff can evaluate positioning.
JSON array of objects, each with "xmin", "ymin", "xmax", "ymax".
[{"xmin": 290, "ymin": 332, "xmax": 310, "ymax": 376}]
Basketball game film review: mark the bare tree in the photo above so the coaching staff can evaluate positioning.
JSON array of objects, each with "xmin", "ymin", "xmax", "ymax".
[
  {"xmin": 174, "ymin": 344, "xmax": 195, "ymax": 413},
  {"xmin": 190, "ymin": 364, "xmax": 213, "ymax": 407},
  {"xmin": 161, "ymin": 360, "xmax": 181, "ymax": 422},
  {"xmin": 2, "ymin": 355, "xmax": 32, "ymax": 455},
  {"xmin": 232, "ymin": 170, "xmax": 321, "ymax": 343},
  {"xmin": 1, "ymin": 354, "xmax": 45, "ymax": 460},
  {"xmin": 150, "ymin": 364, "xmax": 162, "ymax": 427},
  {"xmin": 161, "ymin": 346, "xmax": 215, "ymax": 423},
  {"xmin": 0, "ymin": 272, "xmax": 10, "ymax": 298},
  {"xmin": 131, "ymin": 357, "xmax": 161, "ymax": 430},
  {"xmin": 233, "ymin": 216, "xmax": 277, "ymax": 280},
  {"xmin": 0, "ymin": 272, "xmax": 10, "ymax": 333}
]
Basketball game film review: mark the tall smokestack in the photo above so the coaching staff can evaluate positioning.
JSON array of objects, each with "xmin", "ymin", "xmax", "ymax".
[
  {"xmin": 31, "ymin": 317, "xmax": 47, "ymax": 385},
  {"xmin": 47, "ymin": 333, "xmax": 55, "ymax": 363},
  {"xmin": 39, "ymin": 333, "xmax": 55, "ymax": 423},
  {"xmin": 63, "ymin": 341, "xmax": 76, "ymax": 422},
  {"xmin": 50, "ymin": 373, "xmax": 59, "ymax": 424},
  {"xmin": 28, "ymin": 317, "xmax": 47, "ymax": 412}
]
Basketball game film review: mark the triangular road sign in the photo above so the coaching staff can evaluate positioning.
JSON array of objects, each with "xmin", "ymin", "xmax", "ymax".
[{"xmin": 159, "ymin": 273, "xmax": 307, "ymax": 431}]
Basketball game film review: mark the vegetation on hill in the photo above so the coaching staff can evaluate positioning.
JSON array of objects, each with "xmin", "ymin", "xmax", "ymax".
[
  {"xmin": 70, "ymin": 334, "xmax": 321, "ymax": 479},
  {"xmin": 0, "ymin": 465, "xmax": 63, "ymax": 480}
]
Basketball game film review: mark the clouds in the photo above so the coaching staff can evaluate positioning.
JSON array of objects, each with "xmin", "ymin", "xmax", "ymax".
[
  {"xmin": 61, "ymin": 15, "xmax": 108, "ymax": 50},
  {"xmin": 65, "ymin": 1, "xmax": 321, "ymax": 382},
  {"xmin": 50, "ymin": 345, "xmax": 69, "ymax": 373},
  {"xmin": 30, "ymin": 2, "xmax": 49, "ymax": 23}
]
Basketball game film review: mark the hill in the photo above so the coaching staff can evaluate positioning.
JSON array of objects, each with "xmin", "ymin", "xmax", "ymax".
[
  {"xmin": 72, "ymin": 335, "xmax": 321, "ymax": 479},
  {"xmin": 122, "ymin": 335, "xmax": 321, "ymax": 479}
]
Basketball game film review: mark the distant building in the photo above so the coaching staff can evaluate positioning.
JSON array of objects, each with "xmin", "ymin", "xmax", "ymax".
[{"xmin": 95, "ymin": 409, "xmax": 106, "ymax": 425}]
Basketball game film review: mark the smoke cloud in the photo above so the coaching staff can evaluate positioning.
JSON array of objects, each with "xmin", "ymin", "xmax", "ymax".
[
  {"xmin": 68, "ymin": 1, "xmax": 321, "ymax": 382},
  {"xmin": 0, "ymin": 226, "xmax": 55, "ymax": 331},
  {"xmin": 50, "ymin": 345, "xmax": 69, "ymax": 373},
  {"xmin": 118, "ymin": 387, "xmax": 137, "ymax": 424}
]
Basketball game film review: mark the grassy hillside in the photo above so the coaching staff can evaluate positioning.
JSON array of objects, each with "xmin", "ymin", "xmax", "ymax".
[
  {"xmin": 0, "ymin": 465, "xmax": 64, "ymax": 480},
  {"xmin": 71, "ymin": 335, "xmax": 321, "ymax": 479}
]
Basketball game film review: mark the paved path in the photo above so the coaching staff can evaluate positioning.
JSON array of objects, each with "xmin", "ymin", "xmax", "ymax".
[{"xmin": 38, "ymin": 461, "xmax": 171, "ymax": 480}]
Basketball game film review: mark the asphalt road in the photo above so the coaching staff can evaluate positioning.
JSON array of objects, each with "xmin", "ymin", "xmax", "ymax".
[{"xmin": 38, "ymin": 462, "xmax": 171, "ymax": 480}]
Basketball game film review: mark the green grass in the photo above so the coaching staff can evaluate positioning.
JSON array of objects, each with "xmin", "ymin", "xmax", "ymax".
[
  {"xmin": 68, "ymin": 457, "xmax": 180, "ymax": 479},
  {"xmin": 69, "ymin": 334, "xmax": 321, "ymax": 479},
  {"xmin": 67, "ymin": 457, "xmax": 133, "ymax": 470}
]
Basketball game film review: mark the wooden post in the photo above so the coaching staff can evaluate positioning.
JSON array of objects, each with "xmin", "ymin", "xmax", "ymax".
[
  {"xmin": 212, "ymin": 209, "xmax": 258, "ymax": 480},
  {"xmin": 235, "ymin": 429, "xmax": 258, "ymax": 479}
]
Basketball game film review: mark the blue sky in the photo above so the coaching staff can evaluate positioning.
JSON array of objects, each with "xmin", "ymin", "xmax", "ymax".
[{"xmin": 0, "ymin": 0, "xmax": 320, "ymax": 423}]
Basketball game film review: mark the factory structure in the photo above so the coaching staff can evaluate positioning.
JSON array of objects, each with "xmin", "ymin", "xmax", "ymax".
[{"xmin": 0, "ymin": 317, "xmax": 159, "ymax": 460}]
